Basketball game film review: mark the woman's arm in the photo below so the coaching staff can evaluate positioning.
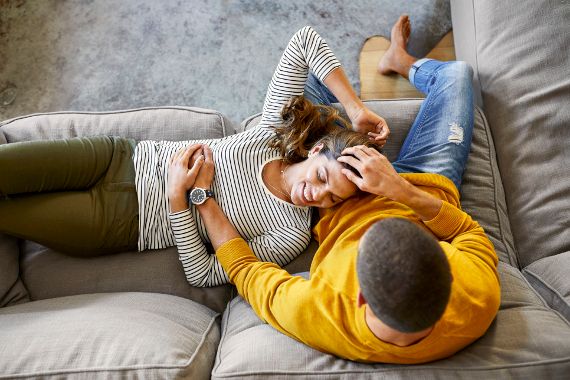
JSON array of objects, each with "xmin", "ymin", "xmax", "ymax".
[
  {"xmin": 259, "ymin": 26, "xmax": 341, "ymax": 126},
  {"xmin": 260, "ymin": 26, "xmax": 389, "ymax": 143}
]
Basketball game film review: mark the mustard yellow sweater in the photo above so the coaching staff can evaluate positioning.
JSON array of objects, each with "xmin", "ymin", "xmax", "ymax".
[{"xmin": 216, "ymin": 173, "xmax": 500, "ymax": 364}]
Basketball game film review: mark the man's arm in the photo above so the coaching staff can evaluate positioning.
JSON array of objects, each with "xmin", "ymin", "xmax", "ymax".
[
  {"xmin": 195, "ymin": 198, "xmax": 314, "ymax": 336},
  {"xmin": 338, "ymin": 145, "xmax": 499, "ymax": 273},
  {"xmin": 338, "ymin": 145, "xmax": 442, "ymax": 221}
]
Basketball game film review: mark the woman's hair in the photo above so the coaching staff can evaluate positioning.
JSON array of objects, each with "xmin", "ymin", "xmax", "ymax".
[{"xmin": 269, "ymin": 95, "xmax": 381, "ymax": 168}]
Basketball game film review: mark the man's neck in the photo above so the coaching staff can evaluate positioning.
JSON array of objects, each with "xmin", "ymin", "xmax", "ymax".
[{"xmin": 364, "ymin": 307, "xmax": 433, "ymax": 347}]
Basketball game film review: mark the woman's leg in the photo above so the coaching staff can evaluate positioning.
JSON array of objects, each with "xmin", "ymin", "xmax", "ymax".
[
  {"xmin": 0, "ymin": 136, "xmax": 139, "ymax": 256},
  {"xmin": 379, "ymin": 15, "xmax": 474, "ymax": 189}
]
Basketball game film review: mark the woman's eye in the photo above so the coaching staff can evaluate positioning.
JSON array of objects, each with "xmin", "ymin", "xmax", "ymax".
[{"xmin": 317, "ymin": 171, "xmax": 325, "ymax": 183}]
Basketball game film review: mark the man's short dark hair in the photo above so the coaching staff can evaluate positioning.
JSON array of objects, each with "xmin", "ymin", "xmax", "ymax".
[{"xmin": 357, "ymin": 218, "xmax": 452, "ymax": 333}]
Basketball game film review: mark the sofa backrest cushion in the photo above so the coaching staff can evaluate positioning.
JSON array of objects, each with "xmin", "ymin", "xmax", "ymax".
[
  {"xmin": 452, "ymin": 0, "xmax": 570, "ymax": 267},
  {"xmin": 0, "ymin": 106, "xmax": 235, "ymax": 142}
]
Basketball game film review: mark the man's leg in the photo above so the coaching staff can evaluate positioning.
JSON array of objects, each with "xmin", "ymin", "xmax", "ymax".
[{"xmin": 379, "ymin": 15, "xmax": 474, "ymax": 189}]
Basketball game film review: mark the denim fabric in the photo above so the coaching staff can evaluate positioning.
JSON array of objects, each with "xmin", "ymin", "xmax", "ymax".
[
  {"xmin": 303, "ymin": 72, "xmax": 339, "ymax": 106},
  {"xmin": 393, "ymin": 59, "xmax": 475, "ymax": 189}
]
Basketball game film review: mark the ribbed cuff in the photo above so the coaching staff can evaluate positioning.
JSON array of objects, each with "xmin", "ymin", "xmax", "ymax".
[
  {"xmin": 423, "ymin": 201, "xmax": 467, "ymax": 240},
  {"xmin": 216, "ymin": 238, "xmax": 256, "ymax": 270}
]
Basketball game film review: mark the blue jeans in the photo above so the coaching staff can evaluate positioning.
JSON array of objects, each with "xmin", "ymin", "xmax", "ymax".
[{"xmin": 303, "ymin": 59, "xmax": 475, "ymax": 189}]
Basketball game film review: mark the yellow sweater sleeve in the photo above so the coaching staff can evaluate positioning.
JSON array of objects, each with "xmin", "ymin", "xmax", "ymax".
[
  {"xmin": 424, "ymin": 201, "xmax": 499, "ymax": 273},
  {"xmin": 215, "ymin": 238, "xmax": 312, "ymax": 337}
]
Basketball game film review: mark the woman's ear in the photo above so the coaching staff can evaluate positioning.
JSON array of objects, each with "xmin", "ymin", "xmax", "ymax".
[{"xmin": 309, "ymin": 143, "xmax": 324, "ymax": 157}]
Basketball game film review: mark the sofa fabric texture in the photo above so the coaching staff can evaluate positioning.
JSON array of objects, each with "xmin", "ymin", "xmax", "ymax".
[
  {"xmin": 466, "ymin": 0, "xmax": 570, "ymax": 268},
  {"xmin": 19, "ymin": 241, "xmax": 232, "ymax": 313},
  {"xmin": 523, "ymin": 252, "xmax": 570, "ymax": 322},
  {"xmin": 0, "ymin": 292, "xmax": 220, "ymax": 379},
  {"xmin": 0, "ymin": 106, "xmax": 235, "ymax": 143}
]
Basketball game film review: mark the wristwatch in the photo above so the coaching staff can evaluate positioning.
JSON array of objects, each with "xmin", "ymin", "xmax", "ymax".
[{"xmin": 189, "ymin": 187, "xmax": 215, "ymax": 205}]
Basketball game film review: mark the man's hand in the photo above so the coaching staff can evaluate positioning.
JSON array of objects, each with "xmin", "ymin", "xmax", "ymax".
[
  {"xmin": 167, "ymin": 144, "xmax": 204, "ymax": 212},
  {"xmin": 337, "ymin": 145, "xmax": 405, "ymax": 199},
  {"xmin": 347, "ymin": 106, "xmax": 390, "ymax": 147},
  {"xmin": 337, "ymin": 145, "xmax": 443, "ymax": 221}
]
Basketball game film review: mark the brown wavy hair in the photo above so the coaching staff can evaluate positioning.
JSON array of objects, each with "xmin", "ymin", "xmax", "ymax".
[{"xmin": 269, "ymin": 95, "xmax": 382, "ymax": 172}]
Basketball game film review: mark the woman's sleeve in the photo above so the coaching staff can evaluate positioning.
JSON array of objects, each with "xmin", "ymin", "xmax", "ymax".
[
  {"xmin": 247, "ymin": 226, "xmax": 312, "ymax": 267},
  {"xmin": 169, "ymin": 209, "xmax": 229, "ymax": 287},
  {"xmin": 259, "ymin": 26, "xmax": 341, "ymax": 127},
  {"xmin": 169, "ymin": 211, "xmax": 311, "ymax": 287}
]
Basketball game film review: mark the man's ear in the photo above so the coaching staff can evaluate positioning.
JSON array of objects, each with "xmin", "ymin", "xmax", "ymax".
[
  {"xmin": 357, "ymin": 291, "xmax": 367, "ymax": 308},
  {"xmin": 308, "ymin": 143, "xmax": 324, "ymax": 157}
]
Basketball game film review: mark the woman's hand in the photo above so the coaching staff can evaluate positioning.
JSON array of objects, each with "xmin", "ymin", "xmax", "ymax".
[
  {"xmin": 348, "ymin": 106, "xmax": 390, "ymax": 147},
  {"xmin": 337, "ymin": 145, "xmax": 407, "ymax": 200},
  {"xmin": 192, "ymin": 144, "xmax": 215, "ymax": 191},
  {"xmin": 167, "ymin": 144, "xmax": 204, "ymax": 212}
]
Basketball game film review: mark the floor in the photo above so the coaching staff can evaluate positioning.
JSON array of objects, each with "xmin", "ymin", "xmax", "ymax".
[
  {"xmin": 359, "ymin": 31, "xmax": 456, "ymax": 100},
  {"xmin": 0, "ymin": 0, "xmax": 453, "ymax": 124}
]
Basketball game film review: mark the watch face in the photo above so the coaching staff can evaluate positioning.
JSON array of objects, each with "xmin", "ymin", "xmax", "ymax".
[{"xmin": 190, "ymin": 188, "xmax": 206, "ymax": 204}]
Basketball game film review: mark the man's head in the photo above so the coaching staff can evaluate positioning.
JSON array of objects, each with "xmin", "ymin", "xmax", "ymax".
[{"xmin": 357, "ymin": 218, "xmax": 452, "ymax": 335}]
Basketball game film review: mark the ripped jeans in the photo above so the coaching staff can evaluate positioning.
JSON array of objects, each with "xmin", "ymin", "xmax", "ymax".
[
  {"xmin": 304, "ymin": 58, "xmax": 474, "ymax": 189},
  {"xmin": 392, "ymin": 58, "xmax": 474, "ymax": 188}
]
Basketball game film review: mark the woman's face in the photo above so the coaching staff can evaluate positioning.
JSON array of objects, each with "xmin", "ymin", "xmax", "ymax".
[{"xmin": 285, "ymin": 149, "xmax": 358, "ymax": 209}]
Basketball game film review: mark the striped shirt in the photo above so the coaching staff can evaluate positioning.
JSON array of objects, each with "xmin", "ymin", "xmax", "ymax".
[{"xmin": 133, "ymin": 26, "xmax": 341, "ymax": 287}]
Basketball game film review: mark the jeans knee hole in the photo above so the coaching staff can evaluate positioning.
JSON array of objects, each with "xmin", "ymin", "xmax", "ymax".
[{"xmin": 448, "ymin": 122, "xmax": 464, "ymax": 145}]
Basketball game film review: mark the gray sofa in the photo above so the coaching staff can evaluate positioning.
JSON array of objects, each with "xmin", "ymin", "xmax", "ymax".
[{"xmin": 1, "ymin": 0, "xmax": 569, "ymax": 378}]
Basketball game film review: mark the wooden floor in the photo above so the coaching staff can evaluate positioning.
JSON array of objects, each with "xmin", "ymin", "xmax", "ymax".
[{"xmin": 359, "ymin": 31, "xmax": 456, "ymax": 100}]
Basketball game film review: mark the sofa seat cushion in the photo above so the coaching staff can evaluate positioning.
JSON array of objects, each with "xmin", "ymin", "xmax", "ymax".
[
  {"xmin": 523, "ymin": 252, "xmax": 570, "ymax": 321},
  {"xmin": 212, "ymin": 263, "xmax": 570, "ymax": 379},
  {"xmin": 243, "ymin": 99, "xmax": 517, "ymax": 266},
  {"xmin": 0, "ymin": 106, "xmax": 235, "ymax": 142},
  {"xmin": 19, "ymin": 240, "xmax": 233, "ymax": 313},
  {"xmin": 0, "ymin": 292, "xmax": 220, "ymax": 379}
]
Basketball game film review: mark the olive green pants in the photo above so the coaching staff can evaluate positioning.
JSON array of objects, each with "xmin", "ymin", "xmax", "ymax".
[{"xmin": 0, "ymin": 136, "xmax": 139, "ymax": 257}]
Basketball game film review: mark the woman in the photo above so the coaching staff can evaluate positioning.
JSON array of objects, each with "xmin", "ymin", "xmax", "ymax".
[{"xmin": 0, "ymin": 26, "xmax": 388, "ymax": 287}]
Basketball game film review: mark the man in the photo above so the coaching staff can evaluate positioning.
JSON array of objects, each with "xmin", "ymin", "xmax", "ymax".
[{"xmin": 193, "ymin": 16, "xmax": 500, "ymax": 363}]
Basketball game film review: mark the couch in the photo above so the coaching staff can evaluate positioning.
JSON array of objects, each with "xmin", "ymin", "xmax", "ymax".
[{"xmin": 1, "ymin": 0, "xmax": 569, "ymax": 378}]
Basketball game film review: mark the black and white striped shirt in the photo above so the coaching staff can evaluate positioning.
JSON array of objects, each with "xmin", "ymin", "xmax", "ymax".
[{"xmin": 133, "ymin": 26, "xmax": 341, "ymax": 287}]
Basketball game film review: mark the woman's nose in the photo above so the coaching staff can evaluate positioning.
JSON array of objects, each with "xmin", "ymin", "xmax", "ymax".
[{"xmin": 313, "ymin": 186, "xmax": 326, "ymax": 201}]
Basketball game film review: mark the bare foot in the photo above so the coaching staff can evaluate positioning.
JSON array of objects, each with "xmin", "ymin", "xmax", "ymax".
[{"xmin": 377, "ymin": 15, "xmax": 412, "ymax": 75}]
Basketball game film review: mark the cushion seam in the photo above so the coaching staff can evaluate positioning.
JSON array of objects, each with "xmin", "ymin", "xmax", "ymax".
[
  {"xmin": 522, "ymin": 269, "xmax": 570, "ymax": 324},
  {"xmin": 212, "ymin": 296, "xmax": 236, "ymax": 373},
  {"xmin": 477, "ymin": 106, "xmax": 519, "ymax": 268}
]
